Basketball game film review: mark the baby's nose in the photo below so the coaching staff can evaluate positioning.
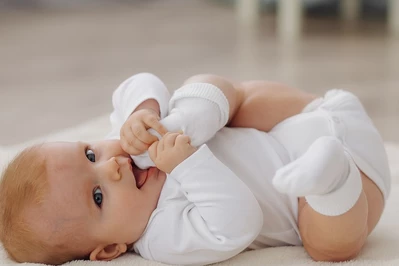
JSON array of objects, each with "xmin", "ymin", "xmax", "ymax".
[
  {"xmin": 104, "ymin": 157, "xmax": 121, "ymax": 181},
  {"xmin": 109, "ymin": 156, "xmax": 133, "ymax": 181},
  {"xmin": 115, "ymin": 156, "xmax": 132, "ymax": 168}
]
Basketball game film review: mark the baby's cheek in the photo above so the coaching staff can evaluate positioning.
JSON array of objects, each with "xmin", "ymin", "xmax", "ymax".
[{"xmin": 112, "ymin": 197, "xmax": 136, "ymax": 227}]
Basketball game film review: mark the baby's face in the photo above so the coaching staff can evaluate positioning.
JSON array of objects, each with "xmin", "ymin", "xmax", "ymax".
[{"xmin": 37, "ymin": 140, "xmax": 166, "ymax": 258}]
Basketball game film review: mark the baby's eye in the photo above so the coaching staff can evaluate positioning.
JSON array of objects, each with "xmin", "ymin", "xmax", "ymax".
[
  {"xmin": 86, "ymin": 149, "xmax": 96, "ymax": 163},
  {"xmin": 93, "ymin": 187, "xmax": 103, "ymax": 207}
]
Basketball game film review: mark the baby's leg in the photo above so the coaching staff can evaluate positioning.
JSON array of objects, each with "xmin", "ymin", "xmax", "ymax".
[
  {"xmin": 161, "ymin": 75, "xmax": 317, "ymax": 146},
  {"xmin": 298, "ymin": 172, "xmax": 384, "ymax": 261},
  {"xmin": 229, "ymin": 80, "xmax": 317, "ymax": 132},
  {"xmin": 274, "ymin": 136, "xmax": 384, "ymax": 261}
]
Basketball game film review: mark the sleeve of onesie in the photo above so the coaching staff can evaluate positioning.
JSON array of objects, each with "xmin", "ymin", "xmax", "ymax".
[
  {"xmin": 135, "ymin": 145, "xmax": 264, "ymax": 266},
  {"xmin": 106, "ymin": 73, "xmax": 171, "ymax": 139}
]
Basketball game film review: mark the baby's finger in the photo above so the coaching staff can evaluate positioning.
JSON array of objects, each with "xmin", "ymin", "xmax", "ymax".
[
  {"xmin": 175, "ymin": 134, "xmax": 191, "ymax": 146},
  {"xmin": 157, "ymin": 136, "xmax": 164, "ymax": 154},
  {"xmin": 120, "ymin": 135, "xmax": 142, "ymax": 155},
  {"xmin": 164, "ymin": 132, "xmax": 180, "ymax": 148},
  {"xmin": 148, "ymin": 141, "xmax": 159, "ymax": 162},
  {"xmin": 131, "ymin": 123, "xmax": 158, "ymax": 145},
  {"xmin": 144, "ymin": 115, "xmax": 168, "ymax": 137},
  {"xmin": 122, "ymin": 129, "xmax": 149, "ymax": 153}
]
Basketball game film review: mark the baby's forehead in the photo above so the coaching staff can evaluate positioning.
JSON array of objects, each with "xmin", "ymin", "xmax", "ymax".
[
  {"xmin": 25, "ymin": 195, "xmax": 92, "ymax": 250},
  {"xmin": 42, "ymin": 142, "xmax": 89, "ymax": 181},
  {"xmin": 42, "ymin": 141, "xmax": 79, "ymax": 154},
  {"xmin": 14, "ymin": 143, "xmax": 93, "ymax": 243},
  {"xmin": 42, "ymin": 141, "xmax": 81, "ymax": 162},
  {"xmin": 41, "ymin": 147, "xmax": 92, "ymax": 215}
]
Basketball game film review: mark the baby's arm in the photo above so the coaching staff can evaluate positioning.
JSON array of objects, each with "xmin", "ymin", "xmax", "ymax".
[
  {"xmin": 106, "ymin": 73, "xmax": 173, "ymax": 168},
  {"xmin": 136, "ymin": 143, "xmax": 263, "ymax": 265},
  {"xmin": 106, "ymin": 73, "xmax": 170, "ymax": 140}
]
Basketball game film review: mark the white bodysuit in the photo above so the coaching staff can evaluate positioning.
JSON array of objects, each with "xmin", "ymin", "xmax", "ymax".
[{"xmin": 106, "ymin": 73, "xmax": 391, "ymax": 266}]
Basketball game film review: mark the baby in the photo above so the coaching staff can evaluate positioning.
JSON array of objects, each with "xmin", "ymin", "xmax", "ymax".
[{"xmin": 0, "ymin": 73, "xmax": 391, "ymax": 265}]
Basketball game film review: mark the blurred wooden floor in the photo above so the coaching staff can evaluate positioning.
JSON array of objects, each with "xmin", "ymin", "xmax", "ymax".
[{"xmin": 0, "ymin": 0, "xmax": 398, "ymax": 146}]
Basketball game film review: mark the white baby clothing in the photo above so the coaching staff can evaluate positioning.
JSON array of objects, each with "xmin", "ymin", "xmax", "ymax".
[
  {"xmin": 107, "ymin": 73, "xmax": 299, "ymax": 265},
  {"xmin": 269, "ymin": 89, "xmax": 391, "ymax": 201},
  {"xmin": 106, "ymin": 73, "xmax": 391, "ymax": 266}
]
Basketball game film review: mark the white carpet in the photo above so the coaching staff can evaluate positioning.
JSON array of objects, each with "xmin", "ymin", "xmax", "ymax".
[{"xmin": 0, "ymin": 114, "xmax": 398, "ymax": 266}]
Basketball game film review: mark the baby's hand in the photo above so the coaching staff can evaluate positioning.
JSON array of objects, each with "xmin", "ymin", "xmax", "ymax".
[
  {"xmin": 148, "ymin": 132, "xmax": 197, "ymax": 173},
  {"xmin": 120, "ymin": 109, "xmax": 168, "ymax": 155}
]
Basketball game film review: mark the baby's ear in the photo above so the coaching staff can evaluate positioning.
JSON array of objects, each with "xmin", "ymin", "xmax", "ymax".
[{"xmin": 89, "ymin": 243, "xmax": 127, "ymax": 261}]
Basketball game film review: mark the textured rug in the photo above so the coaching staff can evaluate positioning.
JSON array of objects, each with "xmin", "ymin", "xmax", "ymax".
[{"xmin": 0, "ymin": 114, "xmax": 398, "ymax": 266}]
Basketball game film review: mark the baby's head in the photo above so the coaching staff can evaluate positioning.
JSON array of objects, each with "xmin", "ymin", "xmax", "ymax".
[{"xmin": 0, "ymin": 140, "xmax": 165, "ymax": 264}]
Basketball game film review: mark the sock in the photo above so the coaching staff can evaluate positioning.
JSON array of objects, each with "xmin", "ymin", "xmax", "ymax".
[
  {"xmin": 166, "ymin": 83, "xmax": 230, "ymax": 147},
  {"xmin": 132, "ymin": 83, "xmax": 230, "ymax": 169},
  {"xmin": 272, "ymin": 136, "xmax": 362, "ymax": 216},
  {"xmin": 273, "ymin": 136, "xmax": 349, "ymax": 196}
]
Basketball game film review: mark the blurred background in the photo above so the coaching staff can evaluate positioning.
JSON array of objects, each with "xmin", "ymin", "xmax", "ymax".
[{"xmin": 0, "ymin": 0, "xmax": 398, "ymax": 146}]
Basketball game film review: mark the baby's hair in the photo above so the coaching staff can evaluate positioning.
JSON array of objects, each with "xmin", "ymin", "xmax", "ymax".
[
  {"xmin": 0, "ymin": 144, "xmax": 85, "ymax": 264},
  {"xmin": 0, "ymin": 145, "xmax": 52, "ymax": 263}
]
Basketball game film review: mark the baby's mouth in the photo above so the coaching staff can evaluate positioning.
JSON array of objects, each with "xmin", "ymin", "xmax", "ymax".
[
  {"xmin": 136, "ymin": 171, "xmax": 148, "ymax": 189},
  {"xmin": 131, "ymin": 162, "xmax": 148, "ymax": 189}
]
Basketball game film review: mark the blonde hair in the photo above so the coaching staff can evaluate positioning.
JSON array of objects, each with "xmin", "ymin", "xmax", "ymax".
[{"xmin": 0, "ymin": 145, "xmax": 88, "ymax": 265}]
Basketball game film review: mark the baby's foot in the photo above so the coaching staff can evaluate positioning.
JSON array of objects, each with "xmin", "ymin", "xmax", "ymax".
[{"xmin": 272, "ymin": 136, "xmax": 349, "ymax": 197}]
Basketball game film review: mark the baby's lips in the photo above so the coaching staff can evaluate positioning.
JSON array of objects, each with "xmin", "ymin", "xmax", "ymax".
[
  {"xmin": 132, "ymin": 166, "xmax": 148, "ymax": 188},
  {"xmin": 146, "ymin": 167, "xmax": 163, "ymax": 183},
  {"xmin": 136, "ymin": 168, "xmax": 157, "ymax": 189},
  {"xmin": 149, "ymin": 167, "xmax": 167, "ymax": 180},
  {"xmin": 147, "ymin": 167, "xmax": 158, "ymax": 177},
  {"xmin": 136, "ymin": 171, "xmax": 147, "ymax": 188}
]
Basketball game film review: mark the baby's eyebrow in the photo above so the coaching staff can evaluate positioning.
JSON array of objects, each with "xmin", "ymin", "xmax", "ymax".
[
  {"xmin": 76, "ymin": 141, "xmax": 86, "ymax": 152},
  {"xmin": 76, "ymin": 142, "xmax": 91, "ymax": 161}
]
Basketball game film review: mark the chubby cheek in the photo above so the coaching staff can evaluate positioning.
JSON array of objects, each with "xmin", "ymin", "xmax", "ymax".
[
  {"xmin": 111, "ymin": 189, "xmax": 138, "ymax": 221},
  {"xmin": 103, "ymin": 196, "xmax": 134, "ymax": 239}
]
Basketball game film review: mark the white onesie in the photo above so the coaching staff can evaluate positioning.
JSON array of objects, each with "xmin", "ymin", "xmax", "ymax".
[{"xmin": 106, "ymin": 73, "xmax": 391, "ymax": 266}]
